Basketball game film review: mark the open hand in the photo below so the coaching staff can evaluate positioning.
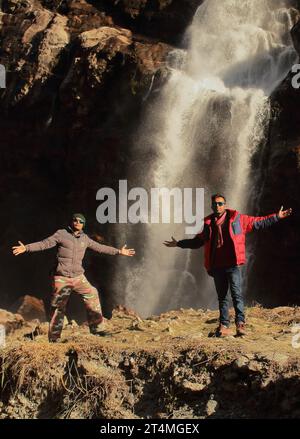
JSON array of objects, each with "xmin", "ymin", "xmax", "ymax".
[
  {"xmin": 12, "ymin": 241, "xmax": 26, "ymax": 256},
  {"xmin": 119, "ymin": 244, "xmax": 135, "ymax": 257},
  {"xmin": 163, "ymin": 236, "xmax": 178, "ymax": 247},
  {"xmin": 278, "ymin": 206, "xmax": 292, "ymax": 219}
]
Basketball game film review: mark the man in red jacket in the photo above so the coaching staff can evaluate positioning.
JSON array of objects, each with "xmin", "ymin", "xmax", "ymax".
[{"xmin": 164, "ymin": 194, "xmax": 292, "ymax": 337}]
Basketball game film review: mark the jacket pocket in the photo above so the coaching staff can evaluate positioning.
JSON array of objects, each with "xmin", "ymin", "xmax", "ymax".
[{"xmin": 231, "ymin": 215, "xmax": 242, "ymax": 235}]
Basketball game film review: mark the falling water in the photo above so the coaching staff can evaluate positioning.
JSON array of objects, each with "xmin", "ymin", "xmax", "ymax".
[{"xmin": 114, "ymin": 0, "xmax": 298, "ymax": 317}]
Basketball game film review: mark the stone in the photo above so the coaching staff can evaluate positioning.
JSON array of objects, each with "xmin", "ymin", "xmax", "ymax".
[
  {"xmin": 181, "ymin": 380, "xmax": 206, "ymax": 392},
  {"xmin": 123, "ymin": 358, "xmax": 130, "ymax": 367},
  {"xmin": 206, "ymin": 399, "xmax": 218, "ymax": 416},
  {"xmin": 79, "ymin": 26, "xmax": 132, "ymax": 50},
  {"xmin": 163, "ymin": 326, "xmax": 174, "ymax": 335},
  {"xmin": 112, "ymin": 305, "xmax": 142, "ymax": 321},
  {"xmin": 0, "ymin": 309, "xmax": 24, "ymax": 334},
  {"xmin": 130, "ymin": 321, "xmax": 144, "ymax": 331},
  {"xmin": 262, "ymin": 352, "xmax": 289, "ymax": 366},
  {"xmin": 152, "ymin": 336, "xmax": 161, "ymax": 341},
  {"xmin": 233, "ymin": 356, "xmax": 249, "ymax": 369},
  {"xmin": 11, "ymin": 295, "xmax": 46, "ymax": 322},
  {"xmin": 129, "ymin": 357, "xmax": 136, "ymax": 366},
  {"xmin": 107, "ymin": 358, "xmax": 119, "ymax": 368},
  {"xmin": 247, "ymin": 360, "xmax": 263, "ymax": 372}
]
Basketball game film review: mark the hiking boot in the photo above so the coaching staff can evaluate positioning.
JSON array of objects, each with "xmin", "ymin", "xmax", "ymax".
[
  {"xmin": 92, "ymin": 330, "xmax": 112, "ymax": 337},
  {"xmin": 216, "ymin": 324, "xmax": 232, "ymax": 337},
  {"xmin": 236, "ymin": 322, "xmax": 246, "ymax": 336},
  {"xmin": 90, "ymin": 321, "xmax": 106, "ymax": 332}
]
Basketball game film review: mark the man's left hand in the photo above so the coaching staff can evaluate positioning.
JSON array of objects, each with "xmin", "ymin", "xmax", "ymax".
[{"xmin": 278, "ymin": 205, "xmax": 292, "ymax": 219}]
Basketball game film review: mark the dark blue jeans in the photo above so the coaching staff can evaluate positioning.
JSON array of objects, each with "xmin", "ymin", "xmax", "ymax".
[{"xmin": 211, "ymin": 266, "xmax": 245, "ymax": 327}]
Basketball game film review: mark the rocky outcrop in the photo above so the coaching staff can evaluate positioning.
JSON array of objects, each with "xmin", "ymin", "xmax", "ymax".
[
  {"xmin": 58, "ymin": 25, "xmax": 171, "ymax": 129},
  {"xmin": 38, "ymin": 0, "xmax": 202, "ymax": 44},
  {"xmin": 10, "ymin": 295, "xmax": 47, "ymax": 321},
  {"xmin": 0, "ymin": 309, "xmax": 24, "ymax": 334},
  {"xmin": 247, "ymin": 17, "xmax": 300, "ymax": 306},
  {"xmin": 0, "ymin": 306, "xmax": 300, "ymax": 418},
  {"xmin": 1, "ymin": 6, "xmax": 70, "ymax": 105},
  {"xmin": 0, "ymin": 0, "xmax": 179, "ymax": 112},
  {"xmin": 0, "ymin": 0, "xmax": 184, "ymax": 311}
]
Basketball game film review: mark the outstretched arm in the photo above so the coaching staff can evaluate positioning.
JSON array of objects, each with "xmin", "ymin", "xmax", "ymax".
[
  {"xmin": 12, "ymin": 231, "xmax": 60, "ymax": 255},
  {"xmin": 164, "ymin": 234, "xmax": 205, "ymax": 249},
  {"xmin": 87, "ymin": 238, "xmax": 135, "ymax": 257},
  {"xmin": 243, "ymin": 206, "xmax": 292, "ymax": 233},
  {"xmin": 177, "ymin": 235, "xmax": 205, "ymax": 249}
]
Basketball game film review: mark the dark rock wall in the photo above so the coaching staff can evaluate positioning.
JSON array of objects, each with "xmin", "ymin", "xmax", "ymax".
[
  {"xmin": 247, "ymin": 38, "xmax": 300, "ymax": 306},
  {"xmin": 0, "ymin": 0, "xmax": 202, "ymax": 313}
]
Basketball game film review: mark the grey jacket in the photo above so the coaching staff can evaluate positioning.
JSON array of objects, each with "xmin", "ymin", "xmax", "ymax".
[{"xmin": 25, "ymin": 227, "xmax": 120, "ymax": 277}]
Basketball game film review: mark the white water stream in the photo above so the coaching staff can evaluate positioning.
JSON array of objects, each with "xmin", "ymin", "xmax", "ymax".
[{"xmin": 114, "ymin": 0, "xmax": 298, "ymax": 317}]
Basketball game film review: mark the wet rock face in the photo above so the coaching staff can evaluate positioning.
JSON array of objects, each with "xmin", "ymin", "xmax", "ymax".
[
  {"xmin": 0, "ymin": 0, "xmax": 181, "ymax": 309},
  {"xmin": 247, "ymin": 17, "xmax": 300, "ymax": 306},
  {"xmin": 2, "ymin": 11, "xmax": 70, "ymax": 106},
  {"xmin": 38, "ymin": 0, "xmax": 202, "ymax": 45}
]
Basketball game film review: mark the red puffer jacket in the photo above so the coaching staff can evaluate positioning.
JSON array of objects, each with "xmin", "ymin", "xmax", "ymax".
[{"xmin": 177, "ymin": 209, "xmax": 279, "ymax": 271}]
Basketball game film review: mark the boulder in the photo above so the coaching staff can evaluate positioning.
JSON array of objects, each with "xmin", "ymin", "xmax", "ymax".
[
  {"xmin": 0, "ymin": 309, "xmax": 24, "ymax": 334},
  {"xmin": 112, "ymin": 305, "xmax": 142, "ymax": 321},
  {"xmin": 206, "ymin": 399, "xmax": 219, "ymax": 416},
  {"xmin": 11, "ymin": 295, "xmax": 47, "ymax": 322}
]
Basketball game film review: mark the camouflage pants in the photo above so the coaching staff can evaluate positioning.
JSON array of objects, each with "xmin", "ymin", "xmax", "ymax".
[{"xmin": 49, "ymin": 274, "xmax": 103, "ymax": 341}]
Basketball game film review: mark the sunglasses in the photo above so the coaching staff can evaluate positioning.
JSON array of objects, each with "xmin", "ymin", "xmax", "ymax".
[
  {"xmin": 73, "ymin": 218, "xmax": 84, "ymax": 224},
  {"xmin": 212, "ymin": 202, "xmax": 225, "ymax": 206}
]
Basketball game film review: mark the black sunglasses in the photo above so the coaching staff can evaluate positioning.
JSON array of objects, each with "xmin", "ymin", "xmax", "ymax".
[
  {"xmin": 212, "ymin": 202, "xmax": 225, "ymax": 206},
  {"xmin": 73, "ymin": 218, "xmax": 84, "ymax": 224}
]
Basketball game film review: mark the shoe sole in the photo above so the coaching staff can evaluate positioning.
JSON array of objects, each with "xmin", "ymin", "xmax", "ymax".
[
  {"xmin": 92, "ymin": 331, "xmax": 112, "ymax": 337},
  {"xmin": 216, "ymin": 332, "xmax": 232, "ymax": 337}
]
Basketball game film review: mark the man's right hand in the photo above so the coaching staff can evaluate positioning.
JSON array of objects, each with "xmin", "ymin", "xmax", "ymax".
[
  {"xmin": 163, "ymin": 236, "xmax": 178, "ymax": 247},
  {"xmin": 12, "ymin": 241, "xmax": 26, "ymax": 256}
]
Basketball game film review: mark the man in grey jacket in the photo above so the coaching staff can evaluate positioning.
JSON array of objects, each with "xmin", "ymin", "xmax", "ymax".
[{"xmin": 12, "ymin": 213, "xmax": 135, "ymax": 342}]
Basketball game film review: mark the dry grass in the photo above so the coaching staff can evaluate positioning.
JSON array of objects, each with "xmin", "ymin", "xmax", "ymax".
[{"xmin": 1, "ymin": 305, "xmax": 300, "ymax": 419}]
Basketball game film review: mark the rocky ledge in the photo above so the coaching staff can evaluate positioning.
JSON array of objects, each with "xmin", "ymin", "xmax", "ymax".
[{"xmin": 0, "ymin": 305, "xmax": 300, "ymax": 418}]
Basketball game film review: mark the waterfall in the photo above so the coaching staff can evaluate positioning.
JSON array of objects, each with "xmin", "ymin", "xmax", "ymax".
[{"xmin": 113, "ymin": 0, "xmax": 298, "ymax": 317}]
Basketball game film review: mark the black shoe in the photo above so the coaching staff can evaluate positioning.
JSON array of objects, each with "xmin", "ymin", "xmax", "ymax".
[
  {"xmin": 91, "ymin": 330, "xmax": 112, "ymax": 337},
  {"xmin": 24, "ymin": 326, "xmax": 41, "ymax": 340},
  {"xmin": 49, "ymin": 338, "xmax": 60, "ymax": 343}
]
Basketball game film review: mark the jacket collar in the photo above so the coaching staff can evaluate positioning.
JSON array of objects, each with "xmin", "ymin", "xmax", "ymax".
[
  {"xmin": 204, "ymin": 209, "xmax": 239, "ymax": 225},
  {"xmin": 67, "ymin": 226, "xmax": 84, "ymax": 237}
]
